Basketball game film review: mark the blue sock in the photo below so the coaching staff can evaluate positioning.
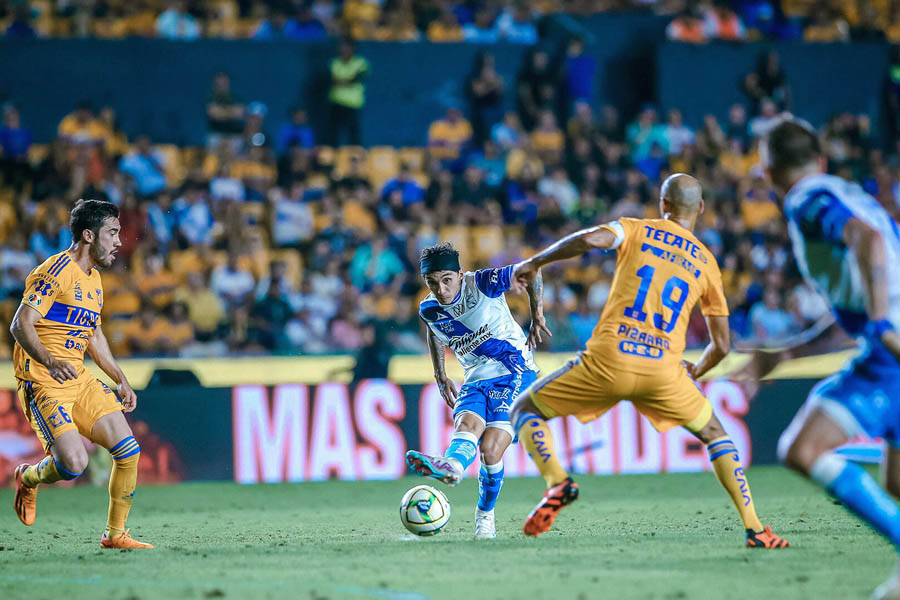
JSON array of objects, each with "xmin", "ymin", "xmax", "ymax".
[
  {"xmin": 444, "ymin": 431, "xmax": 478, "ymax": 471},
  {"xmin": 812, "ymin": 452, "xmax": 900, "ymax": 548},
  {"xmin": 478, "ymin": 461, "xmax": 504, "ymax": 512}
]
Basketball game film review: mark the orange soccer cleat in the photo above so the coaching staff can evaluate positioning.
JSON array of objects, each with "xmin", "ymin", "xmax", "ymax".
[
  {"xmin": 13, "ymin": 463, "xmax": 37, "ymax": 526},
  {"xmin": 523, "ymin": 477, "xmax": 579, "ymax": 537},
  {"xmin": 100, "ymin": 529, "xmax": 155, "ymax": 549},
  {"xmin": 746, "ymin": 525, "xmax": 790, "ymax": 548}
]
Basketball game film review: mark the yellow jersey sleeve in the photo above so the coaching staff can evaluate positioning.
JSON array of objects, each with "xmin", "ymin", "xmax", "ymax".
[
  {"xmin": 599, "ymin": 217, "xmax": 642, "ymax": 250},
  {"xmin": 21, "ymin": 257, "xmax": 71, "ymax": 317},
  {"xmin": 699, "ymin": 261, "xmax": 729, "ymax": 317}
]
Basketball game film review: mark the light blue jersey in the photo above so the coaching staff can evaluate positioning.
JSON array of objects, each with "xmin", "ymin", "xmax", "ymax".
[
  {"xmin": 420, "ymin": 265, "xmax": 538, "ymax": 437},
  {"xmin": 780, "ymin": 173, "xmax": 900, "ymax": 447},
  {"xmin": 419, "ymin": 266, "xmax": 537, "ymax": 384}
]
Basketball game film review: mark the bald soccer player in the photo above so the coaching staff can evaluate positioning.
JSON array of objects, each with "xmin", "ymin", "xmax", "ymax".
[{"xmin": 507, "ymin": 174, "xmax": 790, "ymax": 546}]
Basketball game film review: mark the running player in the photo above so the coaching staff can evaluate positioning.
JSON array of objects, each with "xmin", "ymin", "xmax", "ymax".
[
  {"xmin": 11, "ymin": 199, "xmax": 153, "ymax": 549},
  {"xmin": 406, "ymin": 242, "xmax": 549, "ymax": 539},
  {"xmin": 508, "ymin": 173, "xmax": 789, "ymax": 548},
  {"xmin": 763, "ymin": 120, "xmax": 900, "ymax": 598}
]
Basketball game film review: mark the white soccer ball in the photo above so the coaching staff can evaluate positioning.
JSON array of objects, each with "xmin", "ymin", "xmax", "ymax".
[{"xmin": 399, "ymin": 484, "xmax": 451, "ymax": 536}]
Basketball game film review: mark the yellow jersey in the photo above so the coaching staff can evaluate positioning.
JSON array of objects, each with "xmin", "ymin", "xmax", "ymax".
[
  {"xmin": 13, "ymin": 251, "xmax": 104, "ymax": 384},
  {"xmin": 587, "ymin": 217, "xmax": 728, "ymax": 373}
]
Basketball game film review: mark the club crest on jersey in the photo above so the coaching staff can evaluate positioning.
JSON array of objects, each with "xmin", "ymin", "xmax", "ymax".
[
  {"xmin": 74, "ymin": 282, "xmax": 82, "ymax": 301},
  {"xmin": 451, "ymin": 303, "xmax": 466, "ymax": 318},
  {"xmin": 34, "ymin": 279, "xmax": 54, "ymax": 296}
]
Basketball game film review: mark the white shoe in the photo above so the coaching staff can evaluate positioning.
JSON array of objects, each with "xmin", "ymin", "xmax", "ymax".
[
  {"xmin": 474, "ymin": 508, "xmax": 496, "ymax": 539},
  {"xmin": 406, "ymin": 450, "xmax": 463, "ymax": 487},
  {"xmin": 873, "ymin": 560, "xmax": 900, "ymax": 600}
]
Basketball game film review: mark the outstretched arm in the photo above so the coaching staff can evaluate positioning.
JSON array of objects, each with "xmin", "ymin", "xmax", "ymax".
[
  {"xmin": 88, "ymin": 325, "xmax": 138, "ymax": 412},
  {"xmin": 510, "ymin": 226, "xmax": 619, "ymax": 293},
  {"xmin": 427, "ymin": 327, "xmax": 457, "ymax": 409},
  {"xmin": 525, "ymin": 268, "xmax": 551, "ymax": 349}
]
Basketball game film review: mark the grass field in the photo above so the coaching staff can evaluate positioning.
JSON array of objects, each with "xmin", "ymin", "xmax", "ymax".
[{"xmin": 0, "ymin": 466, "xmax": 893, "ymax": 600}]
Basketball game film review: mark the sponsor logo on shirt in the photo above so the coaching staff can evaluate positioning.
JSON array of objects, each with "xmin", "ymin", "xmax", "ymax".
[{"xmin": 74, "ymin": 282, "xmax": 82, "ymax": 301}]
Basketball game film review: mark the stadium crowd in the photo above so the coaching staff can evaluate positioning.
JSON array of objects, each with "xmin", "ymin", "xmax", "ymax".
[
  {"xmin": 1, "ymin": 32, "xmax": 899, "ymax": 360},
  {"xmin": 4, "ymin": 0, "xmax": 900, "ymax": 43}
]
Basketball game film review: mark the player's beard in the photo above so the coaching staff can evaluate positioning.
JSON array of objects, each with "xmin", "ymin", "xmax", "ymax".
[{"xmin": 90, "ymin": 240, "xmax": 116, "ymax": 268}]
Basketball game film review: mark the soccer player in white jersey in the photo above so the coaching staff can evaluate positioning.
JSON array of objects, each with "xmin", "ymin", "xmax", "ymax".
[
  {"xmin": 765, "ymin": 120, "xmax": 900, "ymax": 599},
  {"xmin": 406, "ymin": 242, "xmax": 549, "ymax": 539}
]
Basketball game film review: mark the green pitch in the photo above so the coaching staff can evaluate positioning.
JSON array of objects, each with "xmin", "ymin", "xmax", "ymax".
[{"xmin": 0, "ymin": 466, "xmax": 893, "ymax": 600}]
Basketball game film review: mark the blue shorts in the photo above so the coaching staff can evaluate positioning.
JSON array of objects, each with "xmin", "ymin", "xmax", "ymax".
[
  {"xmin": 454, "ymin": 371, "xmax": 538, "ymax": 438},
  {"xmin": 811, "ymin": 345, "xmax": 900, "ymax": 445}
]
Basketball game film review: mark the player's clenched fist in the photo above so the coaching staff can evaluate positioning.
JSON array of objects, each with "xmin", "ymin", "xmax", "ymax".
[
  {"xmin": 118, "ymin": 381, "xmax": 138, "ymax": 413},
  {"xmin": 436, "ymin": 377, "xmax": 458, "ymax": 408}
]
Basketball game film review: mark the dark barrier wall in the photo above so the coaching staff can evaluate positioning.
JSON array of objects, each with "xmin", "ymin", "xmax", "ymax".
[
  {"xmin": 3, "ymin": 377, "xmax": 881, "ymax": 485},
  {"xmin": 658, "ymin": 42, "xmax": 890, "ymax": 134},
  {"xmin": 0, "ymin": 15, "xmax": 666, "ymax": 147}
]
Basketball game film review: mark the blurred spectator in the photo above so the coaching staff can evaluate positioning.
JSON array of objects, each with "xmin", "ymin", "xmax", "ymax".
[
  {"xmin": 277, "ymin": 107, "xmax": 315, "ymax": 156},
  {"xmin": 804, "ymin": 3, "xmax": 850, "ymax": 42},
  {"xmin": 138, "ymin": 253, "xmax": 178, "ymax": 309},
  {"xmin": 491, "ymin": 111, "xmax": 524, "ymax": 151},
  {"xmin": 0, "ymin": 106, "xmax": 33, "ymax": 190},
  {"xmin": 6, "ymin": 5, "xmax": 36, "ymax": 39},
  {"xmin": 463, "ymin": 8, "xmax": 499, "ymax": 43},
  {"xmin": 206, "ymin": 72, "xmax": 245, "ymax": 149},
  {"xmin": 0, "ymin": 232, "xmax": 35, "ymax": 299},
  {"xmin": 626, "ymin": 106, "xmax": 668, "ymax": 160},
  {"xmin": 427, "ymin": 6, "xmax": 463, "ymax": 42},
  {"xmin": 725, "ymin": 103, "xmax": 749, "ymax": 149},
  {"xmin": 516, "ymin": 49, "xmax": 559, "ymax": 131},
  {"xmin": 538, "ymin": 167, "xmax": 579, "ymax": 217},
  {"xmin": 662, "ymin": 108, "xmax": 694, "ymax": 155},
  {"xmin": 156, "ymin": 1, "xmax": 201, "ymax": 41},
  {"xmin": 118, "ymin": 135, "xmax": 168, "ymax": 197},
  {"xmin": 748, "ymin": 98, "xmax": 782, "ymax": 138},
  {"xmin": 293, "ymin": 4, "xmax": 330, "ymax": 41},
  {"xmin": 470, "ymin": 139, "xmax": 506, "ymax": 188},
  {"xmin": 166, "ymin": 302, "xmax": 196, "ymax": 349},
  {"xmin": 497, "ymin": 1, "xmax": 537, "ymax": 44},
  {"xmin": 428, "ymin": 106, "xmax": 472, "ymax": 161},
  {"xmin": 210, "ymin": 165, "xmax": 246, "ymax": 203},
  {"xmin": 381, "ymin": 163, "xmax": 425, "ymax": 205},
  {"xmin": 174, "ymin": 271, "xmax": 226, "ymax": 341},
  {"xmin": 174, "ymin": 183, "xmax": 215, "ymax": 245},
  {"xmin": 703, "ymin": 1, "xmax": 746, "ymax": 40},
  {"xmin": 210, "ymin": 250, "xmax": 256, "ymax": 309},
  {"xmin": 749, "ymin": 286, "xmax": 796, "ymax": 340},
  {"xmin": 886, "ymin": 47, "xmax": 900, "ymax": 147},
  {"xmin": 743, "ymin": 51, "xmax": 791, "ymax": 112},
  {"xmin": 125, "ymin": 304, "xmax": 172, "ymax": 356},
  {"xmin": 249, "ymin": 282, "xmax": 293, "ymax": 352},
  {"xmin": 29, "ymin": 210, "xmax": 71, "ymax": 263},
  {"xmin": 349, "ymin": 235, "xmax": 405, "ymax": 291},
  {"xmin": 269, "ymin": 183, "xmax": 314, "ymax": 247},
  {"xmin": 666, "ymin": 5, "xmax": 708, "ymax": 43},
  {"xmin": 563, "ymin": 36, "xmax": 596, "ymax": 106},
  {"xmin": 466, "ymin": 52, "xmax": 506, "ymax": 147},
  {"xmin": 351, "ymin": 320, "xmax": 394, "ymax": 383},
  {"xmin": 531, "ymin": 110, "xmax": 565, "ymax": 165},
  {"xmin": 328, "ymin": 38, "xmax": 369, "ymax": 146},
  {"xmin": 58, "ymin": 101, "xmax": 107, "ymax": 146}
]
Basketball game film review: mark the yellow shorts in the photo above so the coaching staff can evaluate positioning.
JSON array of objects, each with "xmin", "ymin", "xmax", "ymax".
[
  {"xmin": 17, "ymin": 371, "xmax": 123, "ymax": 452},
  {"xmin": 527, "ymin": 353, "xmax": 712, "ymax": 433}
]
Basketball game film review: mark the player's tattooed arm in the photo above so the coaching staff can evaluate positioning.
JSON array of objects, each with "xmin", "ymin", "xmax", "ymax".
[
  {"xmin": 844, "ymin": 218, "xmax": 900, "ymax": 360},
  {"xmin": 510, "ymin": 226, "xmax": 618, "ymax": 293},
  {"xmin": 525, "ymin": 269, "xmax": 551, "ymax": 350},
  {"xmin": 427, "ymin": 327, "xmax": 457, "ymax": 408}
]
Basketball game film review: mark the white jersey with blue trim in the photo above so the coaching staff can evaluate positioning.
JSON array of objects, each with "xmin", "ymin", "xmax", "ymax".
[
  {"xmin": 784, "ymin": 173, "xmax": 900, "ymax": 342},
  {"xmin": 419, "ymin": 265, "xmax": 536, "ymax": 383}
]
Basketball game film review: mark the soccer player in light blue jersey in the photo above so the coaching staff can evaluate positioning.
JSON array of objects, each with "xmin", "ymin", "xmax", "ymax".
[
  {"xmin": 765, "ymin": 120, "xmax": 900, "ymax": 599},
  {"xmin": 406, "ymin": 242, "xmax": 549, "ymax": 539}
]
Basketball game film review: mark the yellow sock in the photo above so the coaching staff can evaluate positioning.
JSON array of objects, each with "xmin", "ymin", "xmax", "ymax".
[
  {"xmin": 706, "ymin": 436, "xmax": 763, "ymax": 532},
  {"xmin": 107, "ymin": 436, "xmax": 140, "ymax": 532},
  {"xmin": 517, "ymin": 412, "xmax": 568, "ymax": 488},
  {"xmin": 23, "ymin": 455, "xmax": 81, "ymax": 487}
]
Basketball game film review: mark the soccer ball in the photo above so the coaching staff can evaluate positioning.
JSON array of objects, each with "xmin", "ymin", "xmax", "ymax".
[{"xmin": 399, "ymin": 484, "xmax": 451, "ymax": 536}]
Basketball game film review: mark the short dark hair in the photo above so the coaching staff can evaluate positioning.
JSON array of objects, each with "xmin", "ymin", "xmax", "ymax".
[
  {"xmin": 420, "ymin": 242, "xmax": 459, "ymax": 267},
  {"xmin": 70, "ymin": 199, "xmax": 119, "ymax": 241},
  {"xmin": 766, "ymin": 119, "xmax": 821, "ymax": 175}
]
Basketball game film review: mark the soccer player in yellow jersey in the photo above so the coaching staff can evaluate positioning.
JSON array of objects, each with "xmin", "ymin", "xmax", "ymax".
[
  {"xmin": 509, "ymin": 174, "xmax": 789, "ymax": 548},
  {"xmin": 10, "ymin": 199, "xmax": 153, "ymax": 549}
]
